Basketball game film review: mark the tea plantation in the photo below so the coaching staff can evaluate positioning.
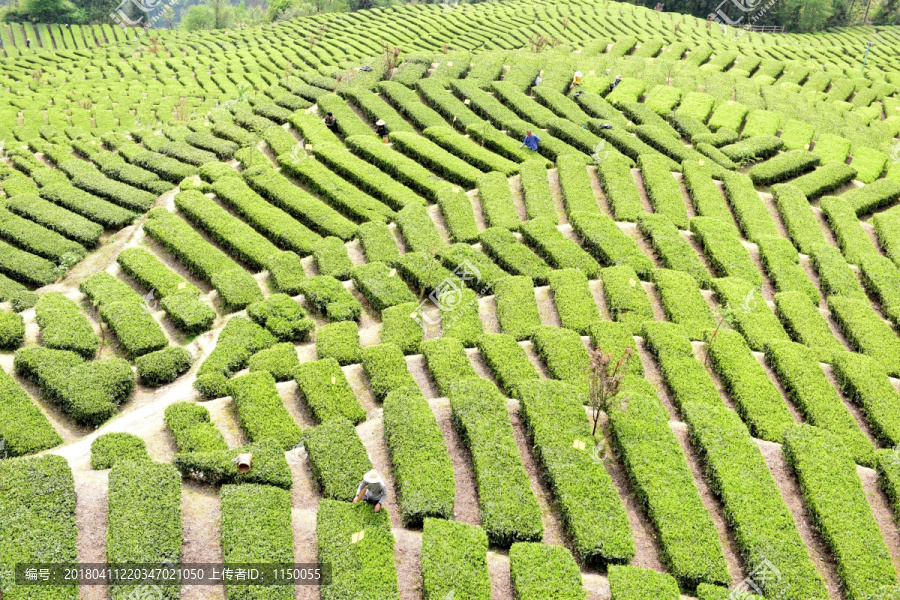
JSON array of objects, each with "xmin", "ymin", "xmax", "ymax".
[{"xmin": 3, "ymin": 1, "xmax": 900, "ymax": 598}]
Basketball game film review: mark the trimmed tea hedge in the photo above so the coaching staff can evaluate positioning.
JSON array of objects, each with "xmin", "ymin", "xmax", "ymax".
[
  {"xmin": 317, "ymin": 500, "xmax": 399, "ymax": 600},
  {"xmin": 449, "ymin": 378, "xmax": 543, "ymax": 547},
  {"xmin": 437, "ymin": 243, "xmax": 508, "ymax": 295},
  {"xmin": 361, "ymin": 343, "xmax": 416, "ymax": 402},
  {"xmin": 135, "ymin": 346, "xmax": 192, "ymax": 386},
  {"xmin": 638, "ymin": 154, "xmax": 688, "ymax": 229},
  {"xmin": 383, "ymin": 385, "xmax": 455, "ymax": 525},
  {"xmin": 249, "ymin": 342, "xmax": 300, "ymax": 382},
  {"xmin": 719, "ymin": 135, "xmax": 783, "ymax": 163},
  {"xmin": 493, "ymin": 275, "xmax": 541, "ymax": 340},
  {"xmin": 765, "ymin": 340, "xmax": 875, "ymax": 466},
  {"xmin": 810, "ymin": 244, "xmax": 866, "ymax": 299},
  {"xmin": 477, "ymin": 171, "xmax": 520, "ymax": 230},
  {"xmin": 601, "ymin": 265, "xmax": 654, "ymax": 335},
  {"xmin": 14, "ymin": 346, "xmax": 133, "ymax": 426},
  {"xmin": 509, "ymin": 543, "xmax": 586, "ymax": 600},
  {"xmin": 91, "ymin": 432, "xmax": 147, "ymax": 470},
  {"xmin": 771, "ymin": 184, "xmax": 827, "ymax": 255},
  {"xmin": 706, "ymin": 328, "xmax": 794, "ymax": 443},
  {"xmin": 107, "ymin": 460, "xmax": 181, "ymax": 600},
  {"xmin": 690, "ymin": 217, "xmax": 762, "ymax": 286},
  {"xmin": 531, "ymin": 325, "xmax": 589, "ymax": 397},
  {"xmin": 174, "ymin": 441, "xmax": 292, "ymax": 489},
  {"xmin": 828, "ymin": 295, "xmax": 900, "ymax": 377},
  {"xmin": 358, "ymin": 221, "xmax": 400, "ymax": 266},
  {"xmin": 820, "ymin": 196, "xmax": 876, "ymax": 265},
  {"xmin": 39, "ymin": 182, "xmax": 136, "ymax": 229},
  {"xmin": 476, "ymin": 333, "xmax": 539, "ymax": 395},
  {"xmin": 596, "ymin": 155, "xmax": 645, "ymax": 222},
  {"xmin": 681, "ymin": 161, "xmax": 736, "ymax": 228},
  {"xmin": 305, "ymin": 418, "xmax": 373, "ymax": 501},
  {"xmin": 680, "ymin": 401, "xmax": 829, "ymax": 600},
  {"xmin": 748, "ymin": 150, "xmax": 820, "ymax": 186},
  {"xmin": 638, "ymin": 214, "xmax": 711, "ymax": 288},
  {"xmin": 164, "ymin": 401, "xmax": 228, "ymax": 454},
  {"xmin": 522, "ymin": 217, "xmax": 602, "ymax": 278},
  {"xmin": 608, "ymin": 565, "xmax": 680, "ymax": 600},
  {"xmin": 6, "ymin": 193, "xmax": 103, "ymax": 247},
  {"xmin": 381, "ymin": 302, "xmax": 424, "ymax": 355},
  {"xmin": 420, "ymin": 519, "xmax": 491, "ymax": 600},
  {"xmin": 422, "ymin": 337, "xmax": 479, "ymax": 397},
  {"xmin": 227, "ymin": 371, "xmax": 303, "ymax": 451},
  {"xmin": 721, "ymin": 171, "xmax": 780, "ymax": 243},
  {"xmin": 607, "ymin": 387, "xmax": 730, "ymax": 588},
  {"xmin": 833, "ymin": 351, "xmax": 900, "ymax": 447},
  {"xmin": 652, "ymin": 268, "xmax": 715, "ymax": 337},
  {"xmin": 390, "ymin": 131, "xmax": 484, "ymax": 189},
  {"xmin": 790, "ymin": 162, "xmax": 857, "ymax": 199},
  {"xmin": 479, "ymin": 227, "xmax": 552, "ymax": 284},
  {"xmin": 294, "ymin": 357, "xmax": 367, "ymax": 425},
  {"xmin": 298, "ymin": 275, "xmax": 362, "ymax": 322},
  {"xmin": 757, "ymin": 235, "xmax": 820, "ymax": 305},
  {"xmin": 783, "ymin": 425, "xmax": 895, "ymax": 600},
  {"xmin": 548, "ymin": 268, "xmax": 600, "ymax": 335},
  {"xmin": 0, "ymin": 454, "xmax": 77, "ymax": 600},
  {"xmin": 395, "ymin": 203, "xmax": 442, "ymax": 253},
  {"xmin": 514, "ymin": 379, "xmax": 634, "ymax": 564},
  {"xmin": 557, "ymin": 154, "xmax": 601, "ymax": 217},
  {"xmin": 773, "ymin": 290, "xmax": 844, "ymax": 363},
  {"xmin": 518, "ymin": 159, "xmax": 557, "ymax": 222},
  {"xmin": 220, "ymin": 484, "xmax": 295, "ymax": 600},
  {"xmin": 313, "ymin": 236, "xmax": 353, "ymax": 280},
  {"xmin": 570, "ymin": 211, "xmax": 654, "ymax": 279},
  {"xmin": 195, "ymin": 316, "xmax": 277, "ymax": 398},
  {"xmin": 248, "ymin": 294, "xmax": 314, "ymax": 342},
  {"xmin": 712, "ymin": 276, "xmax": 789, "ymax": 351},
  {"xmin": 440, "ymin": 287, "xmax": 483, "ymax": 347},
  {"xmin": 0, "ymin": 366, "xmax": 62, "ymax": 456}
]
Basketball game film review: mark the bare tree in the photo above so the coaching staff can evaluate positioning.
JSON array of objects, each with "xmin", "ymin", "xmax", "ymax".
[{"xmin": 587, "ymin": 346, "xmax": 634, "ymax": 437}]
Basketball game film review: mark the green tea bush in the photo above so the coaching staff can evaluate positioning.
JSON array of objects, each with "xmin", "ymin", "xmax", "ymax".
[
  {"xmin": 748, "ymin": 150, "xmax": 820, "ymax": 186},
  {"xmin": 765, "ymin": 341, "xmax": 874, "ymax": 466},
  {"xmin": 80, "ymin": 272, "xmax": 168, "ymax": 358},
  {"xmin": 638, "ymin": 214, "xmax": 711, "ymax": 287},
  {"xmin": 358, "ymin": 222, "xmax": 400, "ymax": 265},
  {"xmin": 514, "ymin": 380, "xmax": 634, "ymax": 564},
  {"xmin": 435, "ymin": 186, "xmax": 480, "ymax": 244},
  {"xmin": 479, "ymin": 227, "xmax": 551, "ymax": 284},
  {"xmin": 420, "ymin": 519, "xmax": 490, "ymax": 600},
  {"xmin": 680, "ymin": 402, "xmax": 828, "ymax": 600},
  {"xmin": 791, "ymin": 162, "xmax": 857, "ymax": 199},
  {"xmin": 383, "ymin": 386, "xmax": 455, "ymax": 525},
  {"xmin": 294, "ymin": 357, "xmax": 366, "ymax": 425},
  {"xmin": 547, "ymin": 269, "xmax": 600, "ymax": 335},
  {"xmin": 828, "ymin": 296, "xmax": 900, "ymax": 377},
  {"xmin": 212, "ymin": 177, "xmax": 322, "ymax": 257},
  {"xmin": 476, "ymin": 333, "xmax": 539, "ymax": 395},
  {"xmin": 448, "ymin": 378, "xmax": 543, "ymax": 547},
  {"xmin": 14, "ymin": 346, "xmax": 134, "ymax": 426},
  {"xmin": 681, "ymin": 162, "xmax": 736, "ymax": 227},
  {"xmin": 608, "ymin": 565, "xmax": 680, "ymax": 600},
  {"xmin": 394, "ymin": 203, "xmax": 442, "ymax": 254},
  {"xmin": 390, "ymin": 131, "xmax": 483, "ymax": 189},
  {"xmin": 638, "ymin": 154, "xmax": 688, "ymax": 229},
  {"xmin": 773, "ymin": 291, "xmax": 844, "ymax": 363},
  {"xmin": 317, "ymin": 500, "xmax": 399, "ymax": 600},
  {"xmin": 195, "ymin": 316, "xmax": 277, "ymax": 398},
  {"xmin": 106, "ymin": 460, "xmax": 181, "ymax": 600},
  {"xmin": 298, "ymin": 275, "xmax": 362, "ymax": 322},
  {"xmin": 220, "ymin": 484, "xmax": 294, "ymax": 600},
  {"xmin": 345, "ymin": 134, "xmax": 447, "ymax": 202},
  {"xmin": 721, "ymin": 171, "xmax": 780, "ymax": 243},
  {"xmin": 651, "ymin": 268, "xmax": 714, "ymax": 337},
  {"xmin": 135, "ymin": 346, "xmax": 192, "ymax": 387},
  {"xmin": 426, "ymin": 126, "xmax": 518, "ymax": 175},
  {"xmin": 305, "ymin": 418, "xmax": 372, "ymax": 500},
  {"xmin": 595, "ymin": 155, "xmax": 645, "ymax": 222},
  {"xmin": 0, "ymin": 309, "xmax": 24, "ymax": 350},
  {"xmin": 493, "ymin": 275, "xmax": 541, "ymax": 340},
  {"xmin": 360, "ymin": 343, "xmax": 416, "ymax": 402},
  {"xmin": 174, "ymin": 441, "xmax": 292, "ymax": 489},
  {"xmin": 518, "ymin": 159, "xmax": 557, "ymax": 221},
  {"xmin": 521, "ymin": 217, "xmax": 602, "ymax": 277},
  {"xmin": 0, "ymin": 455, "xmax": 77, "ymax": 600},
  {"xmin": 242, "ymin": 166, "xmax": 358, "ymax": 240},
  {"xmin": 247, "ymin": 294, "xmax": 313, "ymax": 342},
  {"xmin": 557, "ymin": 154, "xmax": 601, "ymax": 218},
  {"xmin": 39, "ymin": 182, "xmax": 136, "ymax": 229},
  {"xmin": 530, "ymin": 325, "xmax": 589, "ymax": 396},
  {"xmin": 248, "ymin": 343, "xmax": 300, "ymax": 382},
  {"xmin": 0, "ymin": 207, "xmax": 85, "ymax": 265},
  {"xmin": 6, "ymin": 194, "xmax": 103, "ymax": 247},
  {"xmin": 771, "ymin": 184, "xmax": 826, "ymax": 254},
  {"xmin": 712, "ymin": 276, "xmax": 789, "ymax": 351},
  {"xmin": 690, "ymin": 218, "xmax": 762, "ymax": 285},
  {"xmin": 719, "ymin": 135, "xmax": 782, "ymax": 163},
  {"xmin": 601, "ymin": 265, "xmax": 654, "ymax": 335},
  {"xmin": 163, "ymin": 402, "xmax": 228, "ymax": 454},
  {"xmin": 437, "ymin": 244, "xmax": 508, "ymax": 295},
  {"xmin": 820, "ymin": 197, "xmax": 877, "ymax": 265},
  {"xmin": 90, "ymin": 432, "xmax": 148, "ymax": 471},
  {"xmin": 227, "ymin": 372, "xmax": 303, "ymax": 451},
  {"xmin": 316, "ymin": 320, "xmax": 362, "ymax": 366},
  {"xmin": 381, "ymin": 302, "xmax": 424, "ymax": 355},
  {"xmin": 833, "ymin": 351, "xmax": 900, "ymax": 447},
  {"xmin": 839, "ymin": 178, "xmax": 900, "ymax": 216},
  {"xmin": 144, "ymin": 208, "xmax": 263, "ymax": 311},
  {"xmin": 509, "ymin": 543, "xmax": 586, "ymax": 600},
  {"xmin": 756, "ymin": 236, "xmax": 820, "ymax": 305},
  {"xmin": 706, "ymin": 328, "xmax": 794, "ymax": 442},
  {"xmin": 570, "ymin": 211, "xmax": 654, "ymax": 278},
  {"xmin": 783, "ymin": 425, "xmax": 896, "ymax": 600},
  {"xmin": 0, "ymin": 366, "xmax": 62, "ymax": 456},
  {"xmin": 477, "ymin": 171, "xmax": 520, "ymax": 230}
]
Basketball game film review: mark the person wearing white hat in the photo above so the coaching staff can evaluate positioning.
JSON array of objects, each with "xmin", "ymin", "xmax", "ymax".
[
  {"xmin": 375, "ymin": 119, "xmax": 388, "ymax": 139},
  {"xmin": 353, "ymin": 469, "xmax": 386, "ymax": 512},
  {"xmin": 570, "ymin": 71, "xmax": 583, "ymax": 90}
]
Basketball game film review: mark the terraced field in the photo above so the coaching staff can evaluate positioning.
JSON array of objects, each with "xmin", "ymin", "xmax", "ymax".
[{"xmin": 4, "ymin": 1, "xmax": 900, "ymax": 598}]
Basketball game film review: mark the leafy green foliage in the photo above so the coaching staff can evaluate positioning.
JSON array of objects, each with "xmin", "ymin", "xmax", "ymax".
[
  {"xmin": 227, "ymin": 371, "xmax": 303, "ymax": 451},
  {"xmin": 90, "ymin": 433, "xmax": 148, "ymax": 470}
]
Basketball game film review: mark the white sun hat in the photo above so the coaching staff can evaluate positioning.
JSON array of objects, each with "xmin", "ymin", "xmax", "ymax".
[
  {"xmin": 574, "ymin": 71, "xmax": 583, "ymax": 77},
  {"xmin": 375, "ymin": 119, "xmax": 386, "ymax": 126},
  {"xmin": 363, "ymin": 469, "xmax": 382, "ymax": 484}
]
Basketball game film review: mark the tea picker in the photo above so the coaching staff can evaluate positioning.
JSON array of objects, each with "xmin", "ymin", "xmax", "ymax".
[
  {"xmin": 520, "ymin": 129, "xmax": 540, "ymax": 151},
  {"xmin": 353, "ymin": 469, "xmax": 387, "ymax": 512}
]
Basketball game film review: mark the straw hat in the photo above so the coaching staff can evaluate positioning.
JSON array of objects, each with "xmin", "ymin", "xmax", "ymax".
[
  {"xmin": 363, "ymin": 469, "xmax": 382, "ymax": 484},
  {"xmin": 574, "ymin": 71, "xmax": 583, "ymax": 77},
  {"xmin": 375, "ymin": 119, "xmax": 386, "ymax": 126}
]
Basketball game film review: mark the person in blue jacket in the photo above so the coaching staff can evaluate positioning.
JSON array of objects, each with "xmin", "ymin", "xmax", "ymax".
[{"xmin": 521, "ymin": 129, "xmax": 540, "ymax": 151}]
